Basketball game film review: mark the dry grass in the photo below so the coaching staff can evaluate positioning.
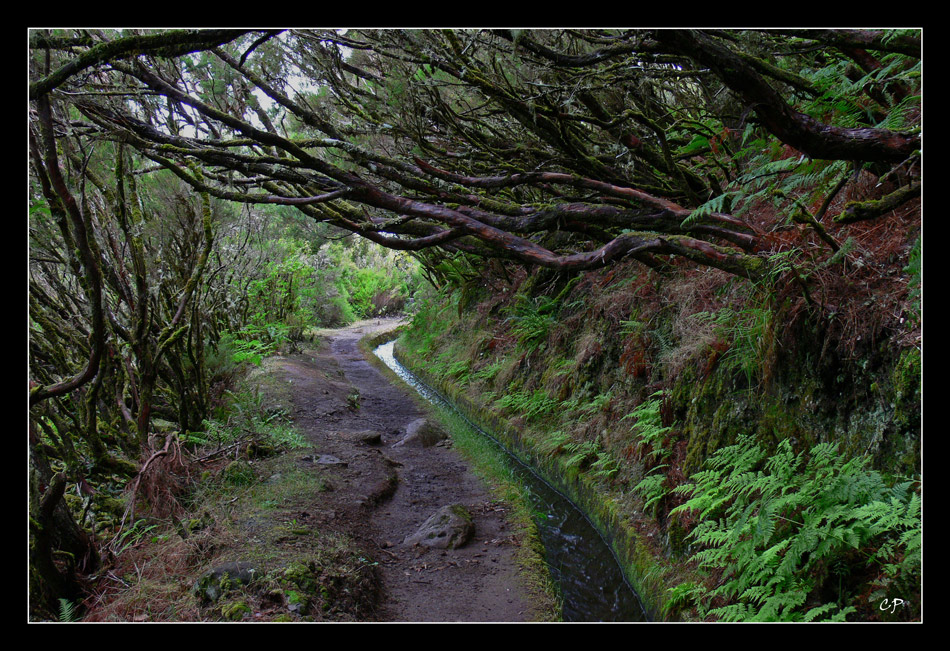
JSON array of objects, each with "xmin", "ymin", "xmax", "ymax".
[{"xmin": 84, "ymin": 519, "xmax": 213, "ymax": 621}]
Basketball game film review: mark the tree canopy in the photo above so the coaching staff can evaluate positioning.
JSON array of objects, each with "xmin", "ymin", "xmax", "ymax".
[{"xmin": 29, "ymin": 28, "xmax": 921, "ymax": 279}]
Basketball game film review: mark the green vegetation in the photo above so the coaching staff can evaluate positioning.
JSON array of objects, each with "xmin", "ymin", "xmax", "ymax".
[
  {"xmin": 623, "ymin": 392, "xmax": 674, "ymax": 462},
  {"xmin": 508, "ymin": 295, "xmax": 561, "ymax": 352},
  {"xmin": 58, "ymin": 598, "xmax": 79, "ymax": 623},
  {"xmin": 670, "ymin": 435, "xmax": 921, "ymax": 622},
  {"xmin": 395, "ymin": 218, "xmax": 920, "ymax": 620},
  {"xmin": 189, "ymin": 385, "xmax": 307, "ymax": 451},
  {"xmin": 30, "ymin": 27, "xmax": 921, "ymax": 622}
]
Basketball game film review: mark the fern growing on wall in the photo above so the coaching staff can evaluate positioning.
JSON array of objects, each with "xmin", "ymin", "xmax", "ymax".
[
  {"xmin": 590, "ymin": 450, "xmax": 622, "ymax": 483},
  {"xmin": 495, "ymin": 388, "xmax": 559, "ymax": 421},
  {"xmin": 621, "ymin": 391, "xmax": 673, "ymax": 461},
  {"xmin": 622, "ymin": 391, "xmax": 676, "ymax": 513},
  {"xmin": 670, "ymin": 434, "xmax": 921, "ymax": 621},
  {"xmin": 693, "ymin": 300, "xmax": 771, "ymax": 390},
  {"xmin": 507, "ymin": 295, "xmax": 560, "ymax": 352},
  {"xmin": 633, "ymin": 465, "xmax": 669, "ymax": 511}
]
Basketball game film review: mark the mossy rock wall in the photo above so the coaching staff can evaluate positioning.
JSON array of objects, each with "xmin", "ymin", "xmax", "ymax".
[{"xmin": 671, "ymin": 316, "xmax": 920, "ymax": 478}]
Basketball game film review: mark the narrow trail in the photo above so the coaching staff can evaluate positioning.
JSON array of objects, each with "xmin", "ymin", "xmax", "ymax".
[{"xmin": 280, "ymin": 320, "xmax": 541, "ymax": 622}]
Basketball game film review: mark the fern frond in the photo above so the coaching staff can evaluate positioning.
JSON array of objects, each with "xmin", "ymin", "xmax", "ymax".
[
  {"xmin": 680, "ymin": 191, "xmax": 741, "ymax": 228},
  {"xmin": 58, "ymin": 598, "xmax": 78, "ymax": 622},
  {"xmin": 676, "ymin": 434, "xmax": 921, "ymax": 621}
]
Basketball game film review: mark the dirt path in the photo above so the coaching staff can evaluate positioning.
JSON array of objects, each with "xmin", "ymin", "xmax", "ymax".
[{"xmin": 271, "ymin": 319, "xmax": 543, "ymax": 622}]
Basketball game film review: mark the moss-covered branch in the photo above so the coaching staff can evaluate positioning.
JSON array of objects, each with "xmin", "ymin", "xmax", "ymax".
[{"xmin": 835, "ymin": 182, "xmax": 921, "ymax": 225}]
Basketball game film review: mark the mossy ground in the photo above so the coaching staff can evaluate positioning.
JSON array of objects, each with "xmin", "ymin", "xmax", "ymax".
[
  {"xmin": 82, "ymin": 426, "xmax": 380, "ymax": 622},
  {"xmin": 81, "ymin": 340, "xmax": 380, "ymax": 622}
]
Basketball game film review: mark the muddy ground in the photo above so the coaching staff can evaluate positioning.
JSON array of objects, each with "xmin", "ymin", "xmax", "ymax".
[{"xmin": 249, "ymin": 319, "xmax": 550, "ymax": 622}]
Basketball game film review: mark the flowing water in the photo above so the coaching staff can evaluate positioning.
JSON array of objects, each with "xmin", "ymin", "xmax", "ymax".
[{"xmin": 374, "ymin": 340, "xmax": 649, "ymax": 622}]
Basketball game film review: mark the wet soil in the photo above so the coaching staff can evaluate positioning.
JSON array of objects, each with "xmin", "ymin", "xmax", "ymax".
[{"xmin": 265, "ymin": 319, "xmax": 544, "ymax": 622}]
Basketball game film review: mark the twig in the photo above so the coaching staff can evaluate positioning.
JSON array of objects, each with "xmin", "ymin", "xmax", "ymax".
[
  {"xmin": 112, "ymin": 433, "xmax": 179, "ymax": 548},
  {"xmin": 190, "ymin": 433, "xmax": 254, "ymax": 463}
]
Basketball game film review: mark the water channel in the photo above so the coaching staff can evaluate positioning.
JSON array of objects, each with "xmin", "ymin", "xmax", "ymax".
[{"xmin": 374, "ymin": 340, "xmax": 649, "ymax": 622}]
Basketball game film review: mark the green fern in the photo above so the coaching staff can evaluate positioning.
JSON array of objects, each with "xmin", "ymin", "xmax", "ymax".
[
  {"xmin": 445, "ymin": 358, "xmax": 471, "ymax": 384},
  {"xmin": 507, "ymin": 295, "xmax": 560, "ymax": 352},
  {"xmin": 633, "ymin": 465, "xmax": 669, "ymax": 510},
  {"xmin": 681, "ymin": 191, "xmax": 741, "ymax": 228},
  {"xmin": 470, "ymin": 358, "xmax": 503, "ymax": 383},
  {"xmin": 580, "ymin": 390, "xmax": 613, "ymax": 414},
  {"xmin": 537, "ymin": 429, "xmax": 571, "ymax": 457},
  {"xmin": 693, "ymin": 303, "xmax": 770, "ymax": 389},
  {"xmin": 590, "ymin": 450, "xmax": 622, "ymax": 482},
  {"xmin": 58, "ymin": 598, "xmax": 79, "ymax": 622},
  {"xmin": 563, "ymin": 440, "xmax": 600, "ymax": 471},
  {"xmin": 494, "ymin": 388, "xmax": 559, "ymax": 421},
  {"xmin": 662, "ymin": 581, "xmax": 706, "ymax": 619},
  {"xmin": 671, "ymin": 434, "xmax": 921, "ymax": 622},
  {"xmin": 621, "ymin": 391, "xmax": 673, "ymax": 460}
]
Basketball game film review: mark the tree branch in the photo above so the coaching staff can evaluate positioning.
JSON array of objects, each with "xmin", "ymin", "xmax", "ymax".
[
  {"xmin": 653, "ymin": 30, "xmax": 920, "ymax": 163},
  {"xmin": 29, "ymin": 29, "xmax": 254, "ymax": 100}
]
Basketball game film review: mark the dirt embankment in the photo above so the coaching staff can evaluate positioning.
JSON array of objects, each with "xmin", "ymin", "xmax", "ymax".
[{"xmin": 256, "ymin": 319, "xmax": 548, "ymax": 622}]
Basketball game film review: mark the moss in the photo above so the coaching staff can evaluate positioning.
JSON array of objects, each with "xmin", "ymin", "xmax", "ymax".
[
  {"xmin": 757, "ymin": 398, "xmax": 806, "ymax": 447},
  {"xmin": 679, "ymin": 367, "xmax": 744, "ymax": 475},
  {"xmin": 63, "ymin": 493, "xmax": 82, "ymax": 512},
  {"xmin": 282, "ymin": 560, "xmax": 318, "ymax": 593},
  {"xmin": 887, "ymin": 347, "xmax": 921, "ymax": 472},
  {"xmin": 220, "ymin": 600, "xmax": 251, "ymax": 621},
  {"xmin": 449, "ymin": 503, "xmax": 474, "ymax": 523},
  {"xmin": 221, "ymin": 459, "xmax": 256, "ymax": 486},
  {"xmin": 194, "ymin": 563, "xmax": 259, "ymax": 603},
  {"xmin": 95, "ymin": 495, "xmax": 128, "ymax": 517},
  {"xmin": 835, "ymin": 183, "xmax": 920, "ymax": 224},
  {"xmin": 665, "ymin": 514, "xmax": 692, "ymax": 558},
  {"xmin": 892, "ymin": 347, "xmax": 921, "ymax": 405}
]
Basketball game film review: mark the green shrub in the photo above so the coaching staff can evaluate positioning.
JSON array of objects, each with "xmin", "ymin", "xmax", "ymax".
[
  {"xmin": 216, "ymin": 331, "xmax": 281, "ymax": 367},
  {"xmin": 190, "ymin": 387, "xmax": 308, "ymax": 452},
  {"xmin": 693, "ymin": 303, "xmax": 771, "ymax": 389},
  {"xmin": 222, "ymin": 459, "xmax": 256, "ymax": 486},
  {"xmin": 317, "ymin": 240, "xmax": 416, "ymax": 322},
  {"xmin": 247, "ymin": 239, "xmax": 318, "ymax": 339}
]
